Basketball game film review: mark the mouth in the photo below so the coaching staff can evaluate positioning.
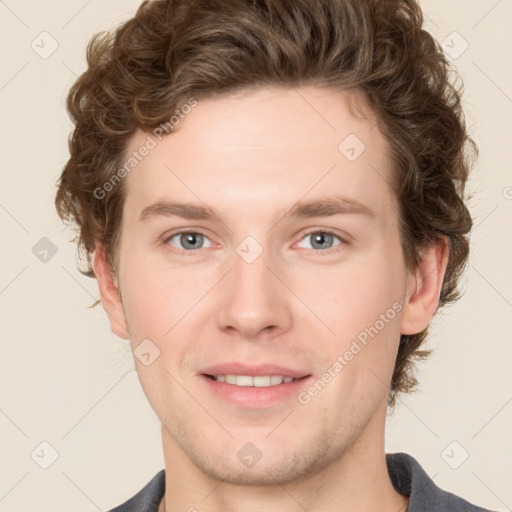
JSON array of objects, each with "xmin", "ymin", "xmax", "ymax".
[
  {"xmin": 199, "ymin": 364, "xmax": 313, "ymax": 408},
  {"xmin": 204, "ymin": 374, "xmax": 304, "ymax": 387}
]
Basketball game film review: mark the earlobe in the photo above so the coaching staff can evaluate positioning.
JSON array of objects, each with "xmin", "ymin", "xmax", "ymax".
[
  {"xmin": 92, "ymin": 243, "xmax": 130, "ymax": 339},
  {"xmin": 400, "ymin": 237, "xmax": 449, "ymax": 336}
]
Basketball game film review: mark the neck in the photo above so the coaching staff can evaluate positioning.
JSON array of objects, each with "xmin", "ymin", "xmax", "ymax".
[{"xmin": 159, "ymin": 402, "xmax": 408, "ymax": 512}]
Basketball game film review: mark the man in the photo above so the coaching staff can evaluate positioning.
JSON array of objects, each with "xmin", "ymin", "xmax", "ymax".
[{"xmin": 55, "ymin": 0, "xmax": 492, "ymax": 510}]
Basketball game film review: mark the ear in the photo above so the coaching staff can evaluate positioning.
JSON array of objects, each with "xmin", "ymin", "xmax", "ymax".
[
  {"xmin": 92, "ymin": 243, "xmax": 130, "ymax": 339},
  {"xmin": 400, "ymin": 236, "xmax": 449, "ymax": 335}
]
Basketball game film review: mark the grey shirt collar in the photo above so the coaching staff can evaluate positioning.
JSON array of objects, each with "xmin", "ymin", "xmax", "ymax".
[{"xmin": 108, "ymin": 452, "xmax": 492, "ymax": 511}]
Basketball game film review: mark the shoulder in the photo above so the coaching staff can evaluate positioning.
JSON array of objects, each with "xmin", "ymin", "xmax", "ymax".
[
  {"xmin": 386, "ymin": 452, "xmax": 494, "ymax": 512},
  {"xmin": 107, "ymin": 469, "xmax": 165, "ymax": 512}
]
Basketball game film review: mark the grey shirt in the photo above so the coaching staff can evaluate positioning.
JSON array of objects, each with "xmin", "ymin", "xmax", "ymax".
[{"xmin": 108, "ymin": 452, "xmax": 493, "ymax": 511}]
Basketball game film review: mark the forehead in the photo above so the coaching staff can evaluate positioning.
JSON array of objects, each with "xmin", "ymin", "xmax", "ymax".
[{"xmin": 122, "ymin": 86, "xmax": 395, "ymax": 223}]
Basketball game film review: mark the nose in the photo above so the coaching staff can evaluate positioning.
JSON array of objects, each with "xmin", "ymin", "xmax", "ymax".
[{"xmin": 215, "ymin": 241, "xmax": 293, "ymax": 340}]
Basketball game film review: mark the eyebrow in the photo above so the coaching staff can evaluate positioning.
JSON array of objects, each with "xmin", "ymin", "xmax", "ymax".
[{"xmin": 138, "ymin": 195, "xmax": 375, "ymax": 223}]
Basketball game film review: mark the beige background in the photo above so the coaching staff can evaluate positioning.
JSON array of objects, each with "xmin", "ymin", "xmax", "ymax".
[{"xmin": 1, "ymin": 0, "xmax": 511, "ymax": 510}]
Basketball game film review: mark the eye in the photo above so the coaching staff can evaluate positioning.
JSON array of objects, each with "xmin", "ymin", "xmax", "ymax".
[
  {"xmin": 163, "ymin": 229, "xmax": 344, "ymax": 254},
  {"xmin": 165, "ymin": 231, "xmax": 213, "ymax": 251},
  {"xmin": 297, "ymin": 230, "xmax": 343, "ymax": 252}
]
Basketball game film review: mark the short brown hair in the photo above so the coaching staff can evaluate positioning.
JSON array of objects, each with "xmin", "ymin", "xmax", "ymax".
[{"xmin": 55, "ymin": 0, "xmax": 477, "ymax": 407}]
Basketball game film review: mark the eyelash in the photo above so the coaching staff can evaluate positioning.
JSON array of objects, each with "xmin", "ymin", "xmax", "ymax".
[{"xmin": 162, "ymin": 229, "xmax": 346, "ymax": 256}]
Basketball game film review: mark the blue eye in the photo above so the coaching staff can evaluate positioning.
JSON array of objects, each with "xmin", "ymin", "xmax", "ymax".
[
  {"xmin": 165, "ymin": 232, "xmax": 213, "ymax": 251},
  {"xmin": 163, "ymin": 229, "xmax": 344, "ymax": 254},
  {"xmin": 298, "ymin": 231, "xmax": 342, "ymax": 251}
]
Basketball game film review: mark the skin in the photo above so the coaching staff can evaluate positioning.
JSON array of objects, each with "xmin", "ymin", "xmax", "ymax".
[{"xmin": 93, "ymin": 86, "xmax": 448, "ymax": 512}]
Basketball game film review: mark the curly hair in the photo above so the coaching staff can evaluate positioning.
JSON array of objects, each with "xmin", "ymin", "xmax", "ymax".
[{"xmin": 55, "ymin": 0, "xmax": 477, "ymax": 407}]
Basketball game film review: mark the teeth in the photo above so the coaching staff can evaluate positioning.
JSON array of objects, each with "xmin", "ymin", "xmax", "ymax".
[{"xmin": 212, "ymin": 375, "xmax": 297, "ymax": 387}]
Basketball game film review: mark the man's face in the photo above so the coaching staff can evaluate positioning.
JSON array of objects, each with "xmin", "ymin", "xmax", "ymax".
[{"xmin": 113, "ymin": 86, "xmax": 412, "ymax": 484}]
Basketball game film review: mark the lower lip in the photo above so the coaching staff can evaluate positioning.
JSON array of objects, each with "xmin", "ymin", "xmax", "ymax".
[{"xmin": 200, "ymin": 375, "xmax": 313, "ymax": 408}]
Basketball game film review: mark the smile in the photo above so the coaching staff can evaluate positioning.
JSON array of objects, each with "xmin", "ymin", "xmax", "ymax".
[{"xmin": 208, "ymin": 375, "xmax": 297, "ymax": 387}]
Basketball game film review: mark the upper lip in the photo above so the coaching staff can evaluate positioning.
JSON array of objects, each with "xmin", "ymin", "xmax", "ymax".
[{"xmin": 200, "ymin": 362, "xmax": 310, "ymax": 379}]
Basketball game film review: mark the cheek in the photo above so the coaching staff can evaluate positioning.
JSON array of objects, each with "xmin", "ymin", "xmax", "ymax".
[
  {"xmin": 295, "ymin": 254, "xmax": 404, "ymax": 340},
  {"xmin": 119, "ymin": 247, "xmax": 209, "ymax": 339},
  {"xmin": 291, "ymin": 247, "xmax": 406, "ymax": 390}
]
